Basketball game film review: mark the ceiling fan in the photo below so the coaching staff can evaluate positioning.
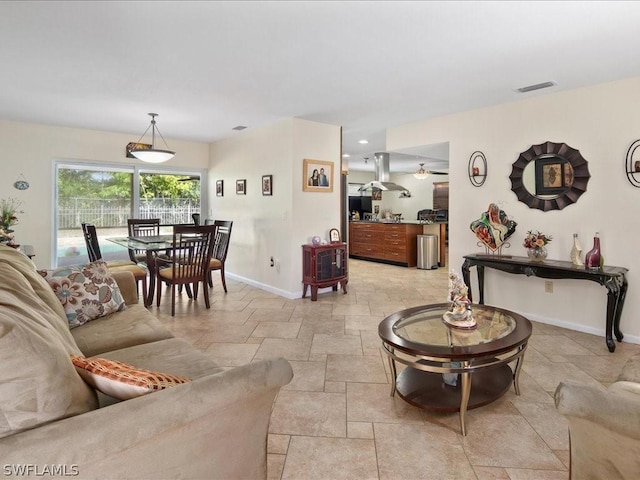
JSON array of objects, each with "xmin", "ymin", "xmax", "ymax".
[{"xmin": 412, "ymin": 163, "xmax": 448, "ymax": 179}]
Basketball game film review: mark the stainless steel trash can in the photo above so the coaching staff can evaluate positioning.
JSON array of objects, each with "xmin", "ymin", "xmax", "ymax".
[{"xmin": 417, "ymin": 234, "xmax": 439, "ymax": 270}]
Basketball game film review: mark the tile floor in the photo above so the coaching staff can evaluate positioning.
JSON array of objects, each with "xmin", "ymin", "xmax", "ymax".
[{"xmin": 152, "ymin": 258, "xmax": 639, "ymax": 480}]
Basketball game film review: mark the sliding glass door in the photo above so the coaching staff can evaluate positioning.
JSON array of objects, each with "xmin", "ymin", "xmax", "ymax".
[{"xmin": 55, "ymin": 162, "xmax": 203, "ymax": 267}]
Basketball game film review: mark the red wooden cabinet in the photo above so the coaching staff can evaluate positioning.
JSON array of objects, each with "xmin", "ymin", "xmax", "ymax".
[{"xmin": 302, "ymin": 243, "xmax": 348, "ymax": 301}]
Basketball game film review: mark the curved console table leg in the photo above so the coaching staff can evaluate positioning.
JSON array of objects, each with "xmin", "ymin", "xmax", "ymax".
[
  {"xmin": 614, "ymin": 277, "xmax": 628, "ymax": 342},
  {"xmin": 605, "ymin": 288, "xmax": 616, "ymax": 352},
  {"xmin": 461, "ymin": 260, "xmax": 485, "ymax": 305},
  {"xmin": 462, "ymin": 259, "xmax": 472, "ymax": 302}
]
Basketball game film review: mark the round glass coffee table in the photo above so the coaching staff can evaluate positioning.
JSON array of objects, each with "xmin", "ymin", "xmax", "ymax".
[{"xmin": 378, "ymin": 303, "xmax": 532, "ymax": 435}]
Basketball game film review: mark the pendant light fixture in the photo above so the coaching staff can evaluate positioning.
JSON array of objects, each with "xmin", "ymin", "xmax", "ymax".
[
  {"xmin": 413, "ymin": 163, "xmax": 429, "ymax": 180},
  {"xmin": 130, "ymin": 113, "xmax": 175, "ymax": 163},
  {"xmin": 413, "ymin": 162, "xmax": 448, "ymax": 179}
]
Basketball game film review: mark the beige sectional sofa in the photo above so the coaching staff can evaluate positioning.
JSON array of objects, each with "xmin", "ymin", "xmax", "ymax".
[
  {"xmin": 555, "ymin": 357, "xmax": 640, "ymax": 479},
  {"xmin": 0, "ymin": 245, "xmax": 293, "ymax": 479}
]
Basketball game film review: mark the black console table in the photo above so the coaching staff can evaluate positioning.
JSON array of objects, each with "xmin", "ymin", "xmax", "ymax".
[{"xmin": 461, "ymin": 254, "xmax": 628, "ymax": 352}]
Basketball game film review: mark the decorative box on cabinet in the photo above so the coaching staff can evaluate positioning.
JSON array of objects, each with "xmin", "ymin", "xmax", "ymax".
[{"xmin": 302, "ymin": 243, "xmax": 348, "ymax": 301}]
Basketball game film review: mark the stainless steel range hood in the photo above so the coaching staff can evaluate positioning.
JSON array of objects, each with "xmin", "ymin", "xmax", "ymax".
[{"xmin": 358, "ymin": 152, "xmax": 409, "ymax": 192}]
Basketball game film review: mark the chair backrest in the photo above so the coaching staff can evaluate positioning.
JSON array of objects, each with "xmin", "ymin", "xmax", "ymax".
[
  {"xmin": 81, "ymin": 222, "xmax": 102, "ymax": 262},
  {"xmin": 128, "ymin": 218, "xmax": 161, "ymax": 238},
  {"xmin": 204, "ymin": 218, "xmax": 215, "ymax": 225},
  {"xmin": 417, "ymin": 209, "xmax": 434, "ymax": 221},
  {"xmin": 212, "ymin": 220, "xmax": 233, "ymax": 262},
  {"xmin": 168, "ymin": 224, "xmax": 217, "ymax": 281},
  {"xmin": 127, "ymin": 218, "xmax": 161, "ymax": 262}
]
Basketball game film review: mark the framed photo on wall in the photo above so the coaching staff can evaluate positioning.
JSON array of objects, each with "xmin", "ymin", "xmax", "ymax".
[
  {"xmin": 262, "ymin": 175, "xmax": 272, "ymax": 196},
  {"xmin": 236, "ymin": 179, "xmax": 246, "ymax": 195},
  {"xmin": 535, "ymin": 156, "xmax": 567, "ymax": 195},
  {"xmin": 303, "ymin": 159, "xmax": 334, "ymax": 192},
  {"xmin": 216, "ymin": 180, "xmax": 224, "ymax": 197},
  {"xmin": 372, "ymin": 188, "xmax": 382, "ymax": 200}
]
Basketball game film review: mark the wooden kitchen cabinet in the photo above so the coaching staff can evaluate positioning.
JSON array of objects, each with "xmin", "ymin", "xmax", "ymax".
[
  {"xmin": 302, "ymin": 243, "xmax": 348, "ymax": 301},
  {"xmin": 349, "ymin": 222, "xmax": 423, "ymax": 267}
]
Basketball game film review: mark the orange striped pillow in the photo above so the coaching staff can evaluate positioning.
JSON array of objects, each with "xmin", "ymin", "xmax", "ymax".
[{"xmin": 71, "ymin": 354, "xmax": 190, "ymax": 400}]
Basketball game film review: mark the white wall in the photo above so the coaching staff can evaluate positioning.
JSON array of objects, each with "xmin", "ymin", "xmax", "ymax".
[
  {"xmin": 387, "ymin": 76, "xmax": 640, "ymax": 343},
  {"xmin": 209, "ymin": 118, "xmax": 341, "ymax": 298},
  {"xmin": 0, "ymin": 119, "xmax": 209, "ymax": 268}
]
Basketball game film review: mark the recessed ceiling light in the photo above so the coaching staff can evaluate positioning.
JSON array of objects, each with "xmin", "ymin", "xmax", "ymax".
[
  {"xmin": 515, "ymin": 81, "xmax": 557, "ymax": 93},
  {"xmin": 232, "ymin": 125, "xmax": 247, "ymax": 131},
  {"xmin": 358, "ymin": 139, "xmax": 369, "ymax": 144},
  {"xmin": 342, "ymin": 154, "xmax": 350, "ymax": 158}
]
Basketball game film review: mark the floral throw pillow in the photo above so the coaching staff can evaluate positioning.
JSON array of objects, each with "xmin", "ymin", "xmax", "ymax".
[{"xmin": 39, "ymin": 261, "xmax": 126, "ymax": 329}]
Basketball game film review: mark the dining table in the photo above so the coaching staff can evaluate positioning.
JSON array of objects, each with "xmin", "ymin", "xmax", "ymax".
[{"xmin": 107, "ymin": 235, "xmax": 174, "ymax": 307}]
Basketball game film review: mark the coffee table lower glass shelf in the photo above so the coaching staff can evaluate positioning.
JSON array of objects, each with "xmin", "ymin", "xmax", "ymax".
[{"xmin": 379, "ymin": 303, "xmax": 532, "ymax": 435}]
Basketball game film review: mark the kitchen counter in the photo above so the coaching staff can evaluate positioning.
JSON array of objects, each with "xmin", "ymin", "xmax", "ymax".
[{"xmin": 348, "ymin": 221, "xmax": 447, "ymax": 267}]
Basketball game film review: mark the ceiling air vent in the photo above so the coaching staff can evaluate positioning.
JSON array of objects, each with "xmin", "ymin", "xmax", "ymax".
[
  {"xmin": 232, "ymin": 125, "xmax": 247, "ymax": 131},
  {"xmin": 516, "ymin": 81, "xmax": 557, "ymax": 93}
]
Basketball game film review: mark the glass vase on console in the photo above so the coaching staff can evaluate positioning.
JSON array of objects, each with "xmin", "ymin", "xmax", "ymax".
[
  {"xmin": 585, "ymin": 232, "xmax": 602, "ymax": 270},
  {"xmin": 527, "ymin": 246, "xmax": 548, "ymax": 262}
]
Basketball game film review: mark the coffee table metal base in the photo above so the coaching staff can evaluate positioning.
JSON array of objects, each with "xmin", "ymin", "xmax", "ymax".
[{"xmin": 395, "ymin": 363, "xmax": 513, "ymax": 413}]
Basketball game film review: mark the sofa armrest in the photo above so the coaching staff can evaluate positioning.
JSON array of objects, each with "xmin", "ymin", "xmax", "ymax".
[
  {"xmin": 555, "ymin": 380, "xmax": 640, "ymax": 439},
  {"xmin": 111, "ymin": 270, "xmax": 138, "ymax": 305},
  {"xmin": 555, "ymin": 380, "xmax": 640, "ymax": 480},
  {"xmin": 1, "ymin": 357, "xmax": 293, "ymax": 480}
]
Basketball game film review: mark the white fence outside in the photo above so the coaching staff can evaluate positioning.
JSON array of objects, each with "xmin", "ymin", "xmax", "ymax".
[{"xmin": 58, "ymin": 198, "xmax": 200, "ymax": 229}]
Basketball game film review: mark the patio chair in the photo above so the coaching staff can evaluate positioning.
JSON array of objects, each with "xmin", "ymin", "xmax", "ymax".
[
  {"xmin": 208, "ymin": 220, "xmax": 233, "ymax": 292},
  {"xmin": 81, "ymin": 223, "xmax": 148, "ymax": 303},
  {"xmin": 155, "ymin": 224, "xmax": 217, "ymax": 316}
]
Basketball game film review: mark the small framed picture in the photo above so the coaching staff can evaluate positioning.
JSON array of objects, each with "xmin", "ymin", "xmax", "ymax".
[
  {"xmin": 216, "ymin": 180, "xmax": 224, "ymax": 197},
  {"xmin": 329, "ymin": 228, "xmax": 341, "ymax": 243},
  {"xmin": 262, "ymin": 175, "xmax": 273, "ymax": 196},
  {"xmin": 236, "ymin": 179, "xmax": 246, "ymax": 195},
  {"xmin": 372, "ymin": 188, "xmax": 382, "ymax": 200}
]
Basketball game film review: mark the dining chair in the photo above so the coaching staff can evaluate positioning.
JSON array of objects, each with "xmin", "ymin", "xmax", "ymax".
[
  {"xmin": 155, "ymin": 224, "xmax": 217, "ymax": 316},
  {"xmin": 126, "ymin": 218, "xmax": 162, "ymax": 264},
  {"xmin": 81, "ymin": 223, "xmax": 148, "ymax": 304},
  {"xmin": 204, "ymin": 218, "xmax": 215, "ymax": 225},
  {"xmin": 208, "ymin": 220, "xmax": 233, "ymax": 292}
]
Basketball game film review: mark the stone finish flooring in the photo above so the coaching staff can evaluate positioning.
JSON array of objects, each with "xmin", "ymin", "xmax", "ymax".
[{"xmin": 153, "ymin": 258, "xmax": 639, "ymax": 480}]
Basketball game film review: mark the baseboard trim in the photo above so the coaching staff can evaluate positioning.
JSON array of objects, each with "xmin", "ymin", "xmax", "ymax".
[{"xmin": 522, "ymin": 311, "xmax": 640, "ymax": 346}]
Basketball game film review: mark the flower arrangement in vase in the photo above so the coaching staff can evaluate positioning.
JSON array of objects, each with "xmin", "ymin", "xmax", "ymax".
[
  {"xmin": 0, "ymin": 197, "xmax": 24, "ymax": 246},
  {"xmin": 523, "ymin": 230, "xmax": 552, "ymax": 261}
]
